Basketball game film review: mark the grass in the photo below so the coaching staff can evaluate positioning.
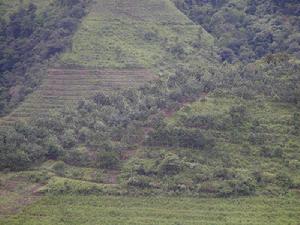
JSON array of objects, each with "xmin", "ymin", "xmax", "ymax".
[
  {"xmin": 0, "ymin": 194, "xmax": 299, "ymax": 225},
  {"xmin": 60, "ymin": 0, "xmax": 215, "ymax": 72},
  {"xmin": 40, "ymin": 160, "xmax": 105, "ymax": 183}
]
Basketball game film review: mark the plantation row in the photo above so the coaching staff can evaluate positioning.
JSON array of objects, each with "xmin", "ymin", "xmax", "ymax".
[
  {"xmin": 0, "ymin": 69, "xmax": 156, "ymax": 126},
  {"xmin": 95, "ymin": 0, "xmax": 191, "ymax": 24}
]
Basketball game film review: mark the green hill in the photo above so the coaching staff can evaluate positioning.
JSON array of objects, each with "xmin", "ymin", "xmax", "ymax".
[
  {"xmin": 60, "ymin": 0, "xmax": 216, "ymax": 71},
  {"xmin": 0, "ymin": 0, "xmax": 216, "ymax": 124},
  {"xmin": 0, "ymin": 0, "xmax": 300, "ymax": 223}
]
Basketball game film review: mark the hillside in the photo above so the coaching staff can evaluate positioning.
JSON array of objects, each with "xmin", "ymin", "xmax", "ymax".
[
  {"xmin": 60, "ymin": 0, "xmax": 216, "ymax": 71},
  {"xmin": 0, "ymin": 0, "xmax": 89, "ymax": 115},
  {"xmin": 0, "ymin": 0, "xmax": 216, "ymax": 124},
  {"xmin": 0, "ymin": 0, "xmax": 219, "ymax": 186},
  {"xmin": 174, "ymin": 0, "xmax": 300, "ymax": 62},
  {"xmin": 58, "ymin": 0, "xmax": 218, "ymax": 88},
  {"xmin": 0, "ymin": 0, "xmax": 300, "ymax": 224},
  {"xmin": 0, "ymin": 68, "xmax": 156, "ymax": 126}
]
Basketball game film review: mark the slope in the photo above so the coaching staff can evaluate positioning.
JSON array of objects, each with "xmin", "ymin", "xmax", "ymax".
[
  {"xmin": 0, "ymin": 0, "xmax": 217, "ymax": 126},
  {"xmin": 60, "ymin": 0, "xmax": 217, "ymax": 72},
  {"xmin": 174, "ymin": 0, "xmax": 300, "ymax": 62},
  {"xmin": 0, "ymin": 68, "xmax": 156, "ymax": 126}
]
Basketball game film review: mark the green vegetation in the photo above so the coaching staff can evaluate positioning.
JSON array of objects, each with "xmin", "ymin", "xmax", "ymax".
[
  {"xmin": 60, "ymin": 0, "xmax": 216, "ymax": 71},
  {"xmin": 0, "ymin": 0, "xmax": 89, "ymax": 115},
  {"xmin": 0, "ymin": 0, "xmax": 300, "ymax": 224},
  {"xmin": 1, "ymin": 195, "xmax": 300, "ymax": 225},
  {"xmin": 0, "ymin": 0, "xmax": 52, "ymax": 19},
  {"xmin": 174, "ymin": 0, "xmax": 300, "ymax": 62},
  {"xmin": 131, "ymin": 96, "xmax": 299, "ymax": 196},
  {"xmin": 1, "ymin": 53, "xmax": 299, "ymax": 197},
  {"xmin": 0, "ymin": 69, "xmax": 156, "ymax": 126}
]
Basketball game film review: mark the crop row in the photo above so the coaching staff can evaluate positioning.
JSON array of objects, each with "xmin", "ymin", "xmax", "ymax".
[{"xmin": 0, "ymin": 68, "xmax": 156, "ymax": 126}]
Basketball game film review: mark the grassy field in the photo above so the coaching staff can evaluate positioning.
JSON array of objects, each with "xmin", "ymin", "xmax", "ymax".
[{"xmin": 1, "ymin": 194, "xmax": 300, "ymax": 225}]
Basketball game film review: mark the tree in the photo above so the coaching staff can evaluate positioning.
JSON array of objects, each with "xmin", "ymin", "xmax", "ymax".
[
  {"xmin": 61, "ymin": 129, "xmax": 76, "ymax": 148},
  {"xmin": 219, "ymin": 48, "xmax": 234, "ymax": 63},
  {"xmin": 95, "ymin": 151, "xmax": 120, "ymax": 169}
]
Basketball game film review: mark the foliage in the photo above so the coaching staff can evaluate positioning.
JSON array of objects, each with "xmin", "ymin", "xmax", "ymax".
[
  {"xmin": 174, "ymin": 0, "xmax": 300, "ymax": 62},
  {"xmin": 0, "ymin": 0, "xmax": 300, "ymax": 198},
  {"xmin": 0, "ymin": 0, "xmax": 88, "ymax": 115}
]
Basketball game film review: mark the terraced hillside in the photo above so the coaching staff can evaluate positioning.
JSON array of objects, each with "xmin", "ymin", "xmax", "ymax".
[
  {"xmin": 0, "ymin": 68, "xmax": 157, "ymax": 126},
  {"xmin": 60, "ymin": 0, "xmax": 217, "ymax": 71},
  {"xmin": 0, "ymin": 0, "xmax": 217, "ymax": 126}
]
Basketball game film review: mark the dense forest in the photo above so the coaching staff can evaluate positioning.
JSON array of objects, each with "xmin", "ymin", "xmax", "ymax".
[
  {"xmin": 0, "ymin": 0, "xmax": 299, "ymax": 198},
  {"xmin": 174, "ymin": 0, "xmax": 300, "ymax": 62}
]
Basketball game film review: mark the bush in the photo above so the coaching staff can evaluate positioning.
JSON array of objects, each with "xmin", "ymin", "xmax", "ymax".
[
  {"xmin": 260, "ymin": 146, "xmax": 283, "ymax": 158},
  {"xmin": 127, "ymin": 176, "xmax": 152, "ymax": 189},
  {"xmin": 95, "ymin": 151, "xmax": 120, "ymax": 169},
  {"xmin": 78, "ymin": 127, "xmax": 91, "ymax": 143},
  {"xmin": 147, "ymin": 126, "xmax": 214, "ymax": 149},
  {"xmin": 61, "ymin": 129, "xmax": 76, "ymax": 148},
  {"xmin": 52, "ymin": 162, "xmax": 66, "ymax": 176},
  {"xmin": 168, "ymin": 43, "xmax": 186, "ymax": 59},
  {"xmin": 158, "ymin": 153, "xmax": 182, "ymax": 176},
  {"xmin": 28, "ymin": 171, "xmax": 51, "ymax": 183},
  {"xmin": 45, "ymin": 136, "xmax": 63, "ymax": 159},
  {"xmin": 275, "ymin": 172, "xmax": 293, "ymax": 189},
  {"xmin": 63, "ymin": 149, "xmax": 91, "ymax": 167},
  {"xmin": 182, "ymin": 114, "xmax": 214, "ymax": 128}
]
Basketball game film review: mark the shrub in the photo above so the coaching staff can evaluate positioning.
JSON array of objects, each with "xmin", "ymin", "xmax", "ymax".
[
  {"xmin": 28, "ymin": 171, "xmax": 51, "ymax": 183},
  {"xmin": 45, "ymin": 136, "xmax": 63, "ymax": 159},
  {"xmin": 182, "ymin": 114, "xmax": 214, "ymax": 128},
  {"xmin": 260, "ymin": 146, "xmax": 283, "ymax": 158},
  {"xmin": 127, "ymin": 176, "xmax": 152, "ymax": 189},
  {"xmin": 95, "ymin": 151, "xmax": 120, "ymax": 169},
  {"xmin": 63, "ymin": 149, "xmax": 91, "ymax": 167},
  {"xmin": 78, "ymin": 127, "xmax": 91, "ymax": 143},
  {"xmin": 168, "ymin": 43, "xmax": 186, "ymax": 59},
  {"xmin": 158, "ymin": 153, "xmax": 182, "ymax": 176},
  {"xmin": 52, "ymin": 162, "xmax": 66, "ymax": 176},
  {"xmin": 275, "ymin": 172, "xmax": 293, "ymax": 189},
  {"xmin": 61, "ymin": 129, "xmax": 76, "ymax": 148},
  {"xmin": 147, "ymin": 126, "xmax": 213, "ymax": 149}
]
